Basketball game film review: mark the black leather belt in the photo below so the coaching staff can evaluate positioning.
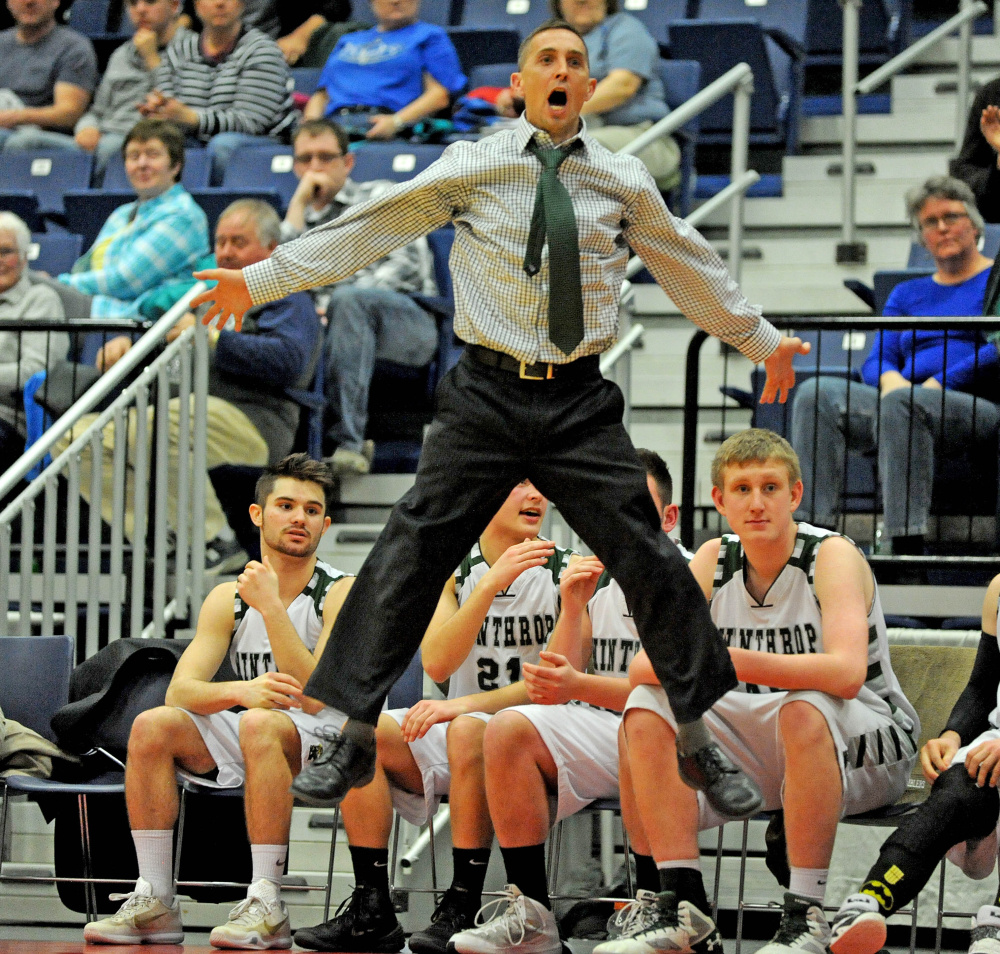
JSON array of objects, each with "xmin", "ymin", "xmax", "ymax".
[
  {"xmin": 333, "ymin": 105, "xmax": 393, "ymax": 115},
  {"xmin": 466, "ymin": 344, "xmax": 599, "ymax": 381}
]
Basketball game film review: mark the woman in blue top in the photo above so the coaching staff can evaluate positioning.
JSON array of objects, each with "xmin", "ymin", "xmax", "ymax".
[
  {"xmin": 303, "ymin": 0, "xmax": 466, "ymax": 140},
  {"xmin": 792, "ymin": 175, "xmax": 1000, "ymax": 555}
]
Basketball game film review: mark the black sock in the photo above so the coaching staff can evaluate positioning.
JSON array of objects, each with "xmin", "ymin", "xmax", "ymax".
[
  {"xmin": 500, "ymin": 844, "xmax": 551, "ymax": 909},
  {"xmin": 349, "ymin": 846, "xmax": 391, "ymax": 901},
  {"xmin": 658, "ymin": 867, "xmax": 710, "ymax": 915},
  {"xmin": 633, "ymin": 853, "xmax": 659, "ymax": 893},
  {"xmin": 452, "ymin": 847, "xmax": 492, "ymax": 906},
  {"xmin": 342, "ymin": 719, "xmax": 376, "ymax": 747}
]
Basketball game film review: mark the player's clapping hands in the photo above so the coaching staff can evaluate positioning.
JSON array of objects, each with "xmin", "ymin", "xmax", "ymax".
[
  {"xmin": 965, "ymin": 738, "xmax": 1000, "ymax": 789},
  {"xmin": 920, "ymin": 730, "xmax": 961, "ymax": 782},
  {"xmin": 524, "ymin": 651, "xmax": 581, "ymax": 705},
  {"xmin": 484, "ymin": 538, "xmax": 555, "ymax": 594},
  {"xmin": 237, "ymin": 556, "xmax": 282, "ymax": 613},
  {"xmin": 239, "ymin": 671, "xmax": 304, "ymax": 710},
  {"xmin": 400, "ymin": 699, "xmax": 470, "ymax": 741},
  {"xmin": 558, "ymin": 555, "xmax": 604, "ymax": 611}
]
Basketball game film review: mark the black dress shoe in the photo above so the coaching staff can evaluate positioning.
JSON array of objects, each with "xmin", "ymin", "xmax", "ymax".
[
  {"xmin": 676, "ymin": 741, "xmax": 763, "ymax": 820},
  {"xmin": 290, "ymin": 728, "xmax": 376, "ymax": 807}
]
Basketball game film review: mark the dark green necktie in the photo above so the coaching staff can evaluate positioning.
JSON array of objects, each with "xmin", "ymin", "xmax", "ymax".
[{"xmin": 523, "ymin": 140, "xmax": 584, "ymax": 355}]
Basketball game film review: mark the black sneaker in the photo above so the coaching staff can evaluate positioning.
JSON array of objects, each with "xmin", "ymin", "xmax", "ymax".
[
  {"xmin": 294, "ymin": 884, "xmax": 404, "ymax": 952},
  {"xmin": 409, "ymin": 886, "xmax": 478, "ymax": 954},
  {"xmin": 677, "ymin": 740, "xmax": 763, "ymax": 820},
  {"xmin": 290, "ymin": 726, "xmax": 376, "ymax": 807}
]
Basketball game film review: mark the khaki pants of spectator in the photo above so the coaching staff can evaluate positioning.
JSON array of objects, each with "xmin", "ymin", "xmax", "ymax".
[
  {"xmin": 57, "ymin": 395, "xmax": 268, "ymax": 543},
  {"xmin": 587, "ymin": 118, "xmax": 682, "ymax": 192}
]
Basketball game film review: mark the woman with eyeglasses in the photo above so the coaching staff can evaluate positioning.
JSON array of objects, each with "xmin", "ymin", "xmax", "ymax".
[{"xmin": 791, "ymin": 174, "xmax": 1000, "ymax": 557}]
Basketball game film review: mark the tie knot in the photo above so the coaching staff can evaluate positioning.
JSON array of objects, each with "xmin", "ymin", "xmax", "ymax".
[{"xmin": 529, "ymin": 141, "xmax": 573, "ymax": 172}]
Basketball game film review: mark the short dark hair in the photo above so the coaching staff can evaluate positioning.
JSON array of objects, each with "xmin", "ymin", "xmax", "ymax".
[
  {"xmin": 255, "ymin": 453, "xmax": 336, "ymax": 514},
  {"xmin": 517, "ymin": 18, "xmax": 589, "ymax": 69},
  {"xmin": 548, "ymin": 0, "xmax": 617, "ymax": 16},
  {"xmin": 636, "ymin": 448, "xmax": 672, "ymax": 505},
  {"xmin": 293, "ymin": 118, "xmax": 350, "ymax": 158},
  {"xmin": 123, "ymin": 119, "xmax": 186, "ymax": 178}
]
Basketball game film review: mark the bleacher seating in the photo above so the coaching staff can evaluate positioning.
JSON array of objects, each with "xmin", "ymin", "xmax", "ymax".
[
  {"xmin": 0, "ymin": 151, "xmax": 94, "ymax": 219},
  {"xmin": 0, "ymin": 192, "xmax": 42, "ymax": 232},
  {"xmin": 419, "ymin": 0, "xmax": 460, "ymax": 26},
  {"xmin": 459, "ymin": 0, "xmax": 551, "ymax": 38},
  {"xmin": 188, "ymin": 188, "xmax": 284, "ymax": 235},
  {"xmin": 627, "ymin": 0, "xmax": 688, "ymax": 45},
  {"xmin": 666, "ymin": 18, "xmax": 804, "ymax": 155},
  {"xmin": 659, "ymin": 59, "xmax": 701, "ymax": 217},
  {"xmin": 63, "ymin": 189, "xmax": 132, "ymax": 251},
  {"xmin": 349, "ymin": 143, "xmax": 447, "ymax": 184},
  {"xmin": 220, "ymin": 147, "xmax": 298, "ymax": 209},
  {"xmin": 290, "ymin": 67, "xmax": 324, "ymax": 97},
  {"xmin": 445, "ymin": 26, "xmax": 521, "ymax": 74},
  {"xmin": 27, "ymin": 232, "xmax": 83, "ymax": 276}
]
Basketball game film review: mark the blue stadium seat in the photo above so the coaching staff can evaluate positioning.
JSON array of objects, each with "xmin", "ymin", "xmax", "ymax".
[
  {"xmin": 467, "ymin": 62, "xmax": 517, "ymax": 90},
  {"xmin": 66, "ymin": 0, "xmax": 111, "ymax": 34},
  {"xmin": 0, "ymin": 192, "xmax": 42, "ymax": 232},
  {"xmin": 419, "ymin": 0, "xmax": 459, "ymax": 26},
  {"xmin": 624, "ymin": 0, "xmax": 688, "ymax": 46},
  {"xmin": 665, "ymin": 19, "xmax": 804, "ymax": 154},
  {"xmin": 349, "ymin": 143, "xmax": 446, "ymax": 183},
  {"xmin": 290, "ymin": 67, "xmax": 323, "ymax": 96},
  {"xmin": 0, "ymin": 151, "xmax": 95, "ymax": 217},
  {"xmin": 220, "ymin": 146, "xmax": 298, "ymax": 208},
  {"xmin": 27, "ymin": 232, "xmax": 83, "ymax": 276},
  {"xmin": 102, "ymin": 147, "xmax": 212, "ymax": 191},
  {"xmin": 658, "ymin": 58, "xmax": 700, "ymax": 216},
  {"xmin": 445, "ymin": 26, "xmax": 521, "ymax": 73},
  {"xmin": 188, "ymin": 188, "xmax": 284, "ymax": 236},
  {"xmin": 459, "ymin": 0, "xmax": 550, "ymax": 38},
  {"xmin": 63, "ymin": 189, "xmax": 133, "ymax": 251}
]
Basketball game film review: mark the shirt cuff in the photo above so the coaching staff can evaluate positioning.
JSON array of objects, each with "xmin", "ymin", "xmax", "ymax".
[
  {"xmin": 739, "ymin": 316, "xmax": 783, "ymax": 365},
  {"xmin": 244, "ymin": 258, "xmax": 284, "ymax": 306}
]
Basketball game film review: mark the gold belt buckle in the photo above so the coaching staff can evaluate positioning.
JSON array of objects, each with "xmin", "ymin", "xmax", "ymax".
[{"xmin": 519, "ymin": 360, "xmax": 554, "ymax": 380}]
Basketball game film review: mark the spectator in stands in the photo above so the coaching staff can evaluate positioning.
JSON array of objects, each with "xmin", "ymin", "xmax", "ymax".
[
  {"xmin": 303, "ymin": 0, "xmax": 465, "ymax": 141},
  {"xmin": 0, "ymin": 0, "xmax": 97, "ymax": 151},
  {"xmin": 0, "ymin": 212, "xmax": 66, "ymax": 474},
  {"xmin": 73, "ymin": 0, "xmax": 188, "ymax": 179},
  {"xmin": 951, "ymin": 82, "xmax": 1000, "ymax": 223},
  {"xmin": 282, "ymin": 118, "xmax": 438, "ymax": 475},
  {"xmin": 82, "ymin": 454, "xmax": 355, "ymax": 950},
  {"xmin": 142, "ymin": 0, "xmax": 295, "ymax": 183},
  {"xmin": 65, "ymin": 199, "xmax": 320, "ymax": 562},
  {"xmin": 594, "ymin": 429, "xmax": 917, "ymax": 954},
  {"xmin": 56, "ymin": 119, "xmax": 210, "ymax": 320},
  {"xmin": 546, "ymin": 0, "xmax": 678, "ymax": 191},
  {"xmin": 792, "ymin": 176, "xmax": 1000, "ymax": 556},
  {"xmin": 829, "ymin": 572, "xmax": 1000, "ymax": 954}
]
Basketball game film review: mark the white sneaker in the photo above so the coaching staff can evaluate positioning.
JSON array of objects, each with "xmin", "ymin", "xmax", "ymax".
[
  {"xmin": 328, "ymin": 440, "xmax": 375, "ymax": 477},
  {"xmin": 606, "ymin": 890, "xmax": 660, "ymax": 940},
  {"xmin": 209, "ymin": 879, "xmax": 292, "ymax": 950},
  {"xmin": 756, "ymin": 892, "xmax": 830, "ymax": 954},
  {"xmin": 970, "ymin": 905, "xmax": 1000, "ymax": 954},
  {"xmin": 593, "ymin": 891, "xmax": 722, "ymax": 954},
  {"xmin": 83, "ymin": 877, "xmax": 184, "ymax": 945},
  {"xmin": 829, "ymin": 894, "xmax": 886, "ymax": 954},
  {"xmin": 450, "ymin": 885, "xmax": 563, "ymax": 954}
]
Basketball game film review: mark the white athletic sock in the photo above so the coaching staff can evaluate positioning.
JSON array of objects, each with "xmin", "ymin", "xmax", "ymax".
[
  {"xmin": 132, "ymin": 829, "xmax": 174, "ymax": 903},
  {"xmin": 656, "ymin": 858, "xmax": 702, "ymax": 872},
  {"xmin": 251, "ymin": 844, "xmax": 288, "ymax": 888},
  {"xmin": 789, "ymin": 866, "xmax": 828, "ymax": 903}
]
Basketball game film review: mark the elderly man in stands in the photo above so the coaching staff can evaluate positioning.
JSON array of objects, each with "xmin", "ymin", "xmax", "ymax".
[
  {"xmin": 74, "ymin": 0, "xmax": 188, "ymax": 180},
  {"xmin": 64, "ymin": 199, "xmax": 319, "ymax": 570},
  {"xmin": 0, "ymin": 0, "xmax": 98, "ymax": 151},
  {"xmin": 0, "ymin": 212, "xmax": 66, "ymax": 475},
  {"xmin": 282, "ymin": 118, "xmax": 439, "ymax": 475},
  {"xmin": 141, "ymin": 0, "xmax": 295, "ymax": 182},
  {"xmin": 792, "ymin": 175, "xmax": 1000, "ymax": 556}
]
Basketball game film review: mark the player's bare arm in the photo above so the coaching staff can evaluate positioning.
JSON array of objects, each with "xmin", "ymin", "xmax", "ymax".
[
  {"xmin": 420, "ymin": 537, "xmax": 556, "ymax": 683},
  {"xmin": 729, "ymin": 536, "xmax": 870, "ymax": 698},
  {"xmin": 400, "ymin": 680, "xmax": 532, "ymax": 743},
  {"xmin": 544, "ymin": 555, "xmax": 603, "ymax": 670},
  {"xmin": 165, "ymin": 581, "xmax": 304, "ymax": 714}
]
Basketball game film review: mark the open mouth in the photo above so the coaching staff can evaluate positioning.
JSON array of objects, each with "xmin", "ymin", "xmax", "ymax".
[
  {"xmin": 520, "ymin": 509, "xmax": 542, "ymax": 519},
  {"xmin": 548, "ymin": 90, "xmax": 567, "ymax": 107}
]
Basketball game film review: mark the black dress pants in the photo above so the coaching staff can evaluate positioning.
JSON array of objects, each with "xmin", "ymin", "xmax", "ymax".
[{"xmin": 305, "ymin": 351, "xmax": 738, "ymax": 725}]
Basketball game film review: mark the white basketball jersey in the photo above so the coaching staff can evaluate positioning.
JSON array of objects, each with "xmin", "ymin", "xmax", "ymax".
[
  {"xmin": 447, "ymin": 540, "xmax": 574, "ymax": 699},
  {"xmin": 229, "ymin": 559, "xmax": 349, "ymax": 681},
  {"xmin": 586, "ymin": 575, "xmax": 648, "ymax": 679},
  {"xmin": 710, "ymin": 523, "xmax": 918, "ymax": 746}
]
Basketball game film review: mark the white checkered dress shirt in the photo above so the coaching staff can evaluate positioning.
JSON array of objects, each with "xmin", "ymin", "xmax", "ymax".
[{"xmin": 244, "ymin": 115, "xmax": 780, "ymax": 365}]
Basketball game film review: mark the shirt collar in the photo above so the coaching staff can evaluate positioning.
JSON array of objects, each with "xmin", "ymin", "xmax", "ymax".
[{"xmin": 514, "ymin": 113, "xmax": 590, "ymax": 154}]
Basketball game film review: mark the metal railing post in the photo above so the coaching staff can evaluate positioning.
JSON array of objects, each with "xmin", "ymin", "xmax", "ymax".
[
  {"xmin": 729, "ymin": 73, "xmax": 753, "ymax": 284},
  {"xmin": 838, "ymin": 0, "xmax": 864, "ymax": 262},
  {"xmin": 957, "ymin": 0, "xmax": 975, "ymax": 148}
]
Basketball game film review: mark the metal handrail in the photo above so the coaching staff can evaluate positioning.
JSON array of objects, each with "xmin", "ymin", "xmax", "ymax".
[
  {"xmin": 619, "ymin": 63, "xmax": 757, "ymax": 285},
  {"xmin": 839, "ymin": 0, "xmax": 987, "ymax": 253}
]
